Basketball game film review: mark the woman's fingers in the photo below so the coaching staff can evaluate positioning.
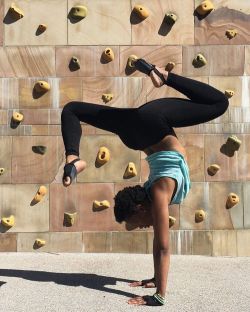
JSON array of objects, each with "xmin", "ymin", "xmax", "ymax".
[
  {"xmin": 144, "ymin": 281, "xmax": 156, "ymax": 288},
  {"xmin": 128, "ymin": 281, "xmax": 142, "ymax": 287}
]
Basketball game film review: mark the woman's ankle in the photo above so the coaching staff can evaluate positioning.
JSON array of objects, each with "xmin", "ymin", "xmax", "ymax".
[{"xmin": 66, "ymin": 155, "xmax": 79, "ymax": 163}]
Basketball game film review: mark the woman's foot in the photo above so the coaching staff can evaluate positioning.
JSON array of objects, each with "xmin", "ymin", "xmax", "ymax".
[
  {"xmin": 150, "ymin": 66, "xmax": 169, "ymax": 88},
  {"xmin": 63, "ymin": 156, "xmax": 87, "ymax": 187}
]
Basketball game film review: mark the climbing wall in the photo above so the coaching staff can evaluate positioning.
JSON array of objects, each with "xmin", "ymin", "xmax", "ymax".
[{"xmin": 0, "ymin": 0, "xmax": 250, "ymax": 256}]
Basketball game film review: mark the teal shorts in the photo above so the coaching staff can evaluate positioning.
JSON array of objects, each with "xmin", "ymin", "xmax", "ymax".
[{"xmin": 143, "ymin": 150, "xmax": 191, "ymax": 205}]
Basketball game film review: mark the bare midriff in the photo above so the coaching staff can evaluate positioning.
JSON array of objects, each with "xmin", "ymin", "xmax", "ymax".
[{"xmin": 143, "ymin": 134, "xmax": 187, "ymax": 162}]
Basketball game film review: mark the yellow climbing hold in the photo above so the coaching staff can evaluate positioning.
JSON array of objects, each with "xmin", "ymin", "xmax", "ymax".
[
  {"xmin": 169, "ymin": 216, "xmax": 176, "ymax": 228},
  {"xmin": 64, "ymin": 212, "xmax": 77, "ymax": 226},
  {"xmin": 102, "ymin": 48, "xmax": 114, "ymax": 62},
  {"xmin": 225, "ymin": 90, "xmax": 234, "ymax": 98},
  {"xmin": 34, "ymin": 81, "xmax": 50, "ymax": 93},
  {"xmin": 195, "ymin": 209, "xmax": 206, "ymax": 223},
  {"xmin": 226, "ymin": 193, "xmax": 239, "ymax": 209},
  {"xmin": 226, "ymin": 29, "xmax": 237, "ymax": 40},
  {"xmin": 124, "ymin": 162, "xmax": 137, "ymax": 178},
  {"xmin": 12, "ymin": 111, "xmax": 23, "ymax": 122},
  {"xmin": 195, "ymin": 1, "xmax": 214, "ymax": 16},
  {"xmin": 165, "ymin": 62, "xmax": 175, "ymax": 72},
  {"xmin": 127, "ymin": 55, "xmax": 138, "ymax": 68},
  {"xmin": 33, "ymin": 185, "xmax": 47, "ymax": 203},
  {"xmin": 102, "ymin": 93, "xmax": 113, "ymax": 103},
  {"xmin": 207, "ymin": 164, "xmax": 220, "ymax": 176},
  {"xmin": 0, "ymin": 168, "xmax": 5, "ymax": 175},
  {"xmin": 69, "ymin": 5, "xmax": 88, "ymax": 20},
  {"xmin": 193, "ymin": 53, "xmax": 207, "ymax": 67},
  {"xmin": 93, "ymin": 200, "xmax": 110, "ymax": 210},
  {"xmin": 133, "ymin": 5, "xmax": 149, "ymax": 20},
  {"xmin": 1, "ymin": 215, "xmax": 15, "ymax": 228},
  {"xmin": 35, "ymin": 239, "xmax": 46, "ymax": 247},
  {"xmin": 96, "ymin": 146, "xmax": 110, "ymax": 165},
  {"xmin": 165, "ymin": 13, "xmax": 178, "ymax": 25},
  {"xmin": 9, "ymin": 3, "xmax": 24, "ymax": 19},
  {"xmin": 226, "ymin": 135, "xmax": 241, "ymax": 151}
]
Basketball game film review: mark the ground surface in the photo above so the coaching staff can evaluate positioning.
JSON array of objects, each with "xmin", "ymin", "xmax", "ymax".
[{"xmin": 0, "ymin": 253, "xmax": 249, "ymax": 312}]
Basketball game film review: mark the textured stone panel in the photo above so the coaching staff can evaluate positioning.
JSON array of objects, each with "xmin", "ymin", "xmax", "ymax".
[
  {"xmin": 0, "ymin": 110, "xmax": 7, "ymax": 125},
  {"xmin": 195, "ymin": 6, "xmax": 250, "ymax": 45},
  {"xmin": 68, "ymin": 0, "xmax": 131, "ymax": 45},
  {"xmin": 212, "ymin": 230, "xmax": 237, "ymax": 256},
  {"xmin": 82, "ymin": 232, "xmax": 112, "ymax": 253},
  {"xmin": 237, "ymin": 230, "xmax": 250, "ymax": 256},
  {"xmin": 0, "ymin": 184, "xmax": 49, "ymax": 233},
  {"xmin": 79, "ymin": 136, "xmax": 140, "ymax": 183},
  {"xmin": 0, "ymin": 136, "xmax": 12, "ymax": 184},
  {"xmin": 50, "ymin": 183, "xmax": 124, "ymax": 232},
  {"xmin": 209, "ymin": 182, "xmax": 243, "ymax": 230},
  {"xmin": 209, "ymin": 76, "xmax": 242, "ymax": 107},
  {"xmin": 82, "ymin": 77, "xmax": 146, "ymax": 108},
  {"xmin": 0, "ymin": 125, "xmax": 32, "ymax": 136},
  {"xmin": 183, "ymin": 45, "xmax": 244, "ymax": 76},
  {"xmin": 245, "ymin": 46, "xmax": 250, "ymax": 75},
  {"xmin": 0, "ymin": 47, "xmax": 55, "ymax": 77},
  {"xmin": 0, "ymin": 1, "xmax": 3, "ymax": 46},
  {"xmin": 0, "ymin": 78, "xmax": 18, "ymax": 109},
  {"xmin": 0, "ymin": 233, "xmax": 16, "ymax": 251},
  {"xmin": 12, "ymin": 136, "xmax": 60, "ymax": 183},
  {"xmin": 243, "ymin": 182, "xmax": 250, "ymax": 228},
  {"xmin": 31, "ymin": 125, "xmax": 61, "ymax": 136},
  {"xmin": 170, "ymin": 230, "xmax": 193, "ymax": 255},
  {"xmin": 111, "ymin": 231, "xmax": 147, "ymax": 253},
  {"xmin": 4, "ymin": 0, "xmax": 67, "ymax": 45},
  {"xmin": 17, "ymin": 233, "xmax": 50, "ymax": 252},
  {"xmin": 178, "ymin": 134, "xmax": 204, "ymax": 182},
  {"xmin": 14, "ymin": 109, "xmax": 49, "ymax": 125},
  {"xmin": 120, "ymin": 45, "xmax": 182, "ymax": 77},
  {"xmin": 192, "ymin": 230, "xmax": 212, "ymax": 255},
  {"xmin": 131, "ymin": 0, "xmax": 194, "ymax": 45}
]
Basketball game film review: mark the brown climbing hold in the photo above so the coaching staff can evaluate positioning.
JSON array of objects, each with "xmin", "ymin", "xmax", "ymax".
[
  {"xmin": 124, "ymin": 162, "xmax": 137, "ymax": 178},
  {"xmin": 127, "ymin": 55, "xmax": 138, "ymax": 68},
  {"xmin": 193, "ymin": 53, "xmax": 207, "ymax": 67},
  {"xmin": 195, "ymin": 209, "xmax": 206, "ymax": 223},
  {"xmin": 33, "ymin": 185, "xmax": 47, "ymax": 203},
  {"xmin": 35, "ymin": 239, "xmax": 46, "ymax": 247},
  {"xmin": 12, "ymin": 111, "xmax": 24, "ymax": 122},
  {"xmin": 0, "ymin": 168, "xmax": 5, "ymax": 175},
  {"xmin": 226, "ymin": 135, "xmax": 241, "ymax": 151},
  {"xmin": 225, "ymin": 90, "xmax": 234, "ymax": 98},
  {"xmin": 37, "ymin": 24, "xmax": 47, "ymax": 33},
  {"xmin": 69, "ymin": 5, "xmax": 88, "ymax": 20},
  {"xmin": 207, "ymin": 164, "xmax": 220, "ymax": 176},
  {"xmin": 226, "ymin": 29, "xmax": 237, "ymax": 40},
  {"xmin": 102, "ymin": 93, "xmax": 113, "ymax": 103},
  {"xmin": 226, "ymin": 193, "xmax": 239, "ymax": 209},
  {"xmin": 165, "ymin": 13, "xmax": 178, "ymax": 25},
  {"xmin": 102, "ymin": 48, "xmax": 114, "ymax": 62},
  {"xmin": 165, "ymin": 62, "xmax": 175, "ymax": 72},
  {"xmin": 34, "ymin": 81, "xmax": 50, "ymax": 93},
  {"xmin": 195, "ymin": 1, "xmax": 214, "ymax": 16},
  {"xmin": 9, "ymin": 3, "xmax": 24, "ymax": 20},
  {"xmin": 96, "ymin": 147, "xmax": 110, "ymax": 165},
  {"xmin": 64, "ymin": 212, "xmax": 77, "ymax": 226},
  {"xmin": 1, "ymin": 215, "xmax": 15, "ymax": 228},
  {"xmin": 169, "ymin": 216, "xmax": 176, "ymax": 228},
  {"xmin": 93, "ymin": 200, "xmax": 110, "ymax": 211},
  {"xmin": 70, "ymin": 56, "xmax": 80, "ymax": 69},
  {"xmin": 133, "ymin": 5, "xmax": 149, "ymax": 20},
  {"xmin": 32, "ymin": 145, "xmax": 47, "ymax": 155}
]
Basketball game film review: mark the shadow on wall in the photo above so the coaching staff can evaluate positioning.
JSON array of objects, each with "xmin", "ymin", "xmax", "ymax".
[{"xmin": 0, "ymin": 269, "xmax": 135, "ymax": 298}]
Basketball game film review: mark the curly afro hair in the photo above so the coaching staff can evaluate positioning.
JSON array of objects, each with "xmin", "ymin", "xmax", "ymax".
[{"xmin": 113, "ymin": 185, "xmax": 149, "ymax": 223}]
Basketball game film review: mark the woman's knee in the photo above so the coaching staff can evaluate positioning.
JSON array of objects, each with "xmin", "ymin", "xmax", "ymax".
[{"xmin": 62, "ymin": 101, "xmax": 79, "ymax": 112}]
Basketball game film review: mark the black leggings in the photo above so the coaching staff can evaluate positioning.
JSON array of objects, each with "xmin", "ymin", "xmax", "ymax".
[{"xmin": 61, "ymin": 72, "xmax": 229, "ymax": 156}]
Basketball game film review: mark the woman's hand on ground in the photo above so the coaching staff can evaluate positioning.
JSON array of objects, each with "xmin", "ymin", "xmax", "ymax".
[
  {"xmin": 128, "ymin": 295, "xmax": 162, "ymax": 306},
  {"xmin": 128, "ymin": 277, "xmax": 156, "ymax": 288}
]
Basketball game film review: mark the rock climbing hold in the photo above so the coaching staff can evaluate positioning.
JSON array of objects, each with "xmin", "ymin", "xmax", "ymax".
[
  {"xmin": 195, "ymin": 1, "xmax": 214, "ymax": 16},
  {"xmin": 123, "ymin": 162, "xmax": 137, "ymax": 178},
  {"xmin": 226, "ymin": 135, "xmax": 241, "ymax": 151},
  {"xmin": 1, "ymin": 215, "xmax": 15, "ymax": 228},
  {"xmin": 0, "ymin": 168, "xmax": 5, "ymax": 175},
  {"xmin": 226, "ymin": 29, "xmax": 237, "ymax": 40},
  {"xmin": 9, "ymin": 3, "xmax": 24, "ymax": 20},
  {"xmin": 102, "ymin": 93, "xmax": 113, "ymax": 103},
  {"xmin": 35, "ymin": 239, "xmax": 46, "ymax": 247},
  {"xmin": 32, "ymin": 145, "xmax": 47, "ymax": 155},
  {"xmin": 164, "ymin": 13, "xmax": 178, "ymax": 25},
  {"xmin": 93, "ymin": 200, "xmax": 110, "ymax": 211},
  {"xmin": 127, "ymin": 55, "xmax": 138, "ymax": 68},
  {"xmin": 133, "ymin": 5, "xmax": 149, "ymax": 20},
  {"xmin": 96, "ymin": 147, "xmax": 110, "ymax": 165},
  {"xmin": 69, "ymin": 5, "xmax": 88, "ymax": 20},
  {"xmin": 225, "ymin": 90, "xmax": 234, "ymax": 98},
  {"xmin": 195, "ymin": 209, "xmax": 206, "ymax": 223},
  {"xmin": 226, "ymin": 193, "xmax": 239, "ymax": 209},
  {"xmin": 165, "ymin": 62, "xmax": 175, "ymax": 72},
  {"xmin": 207, "ymin": 164, "xmax": 220, "ymax": 176},
  {"xmin": 12, "ymin": 111, "xmax": 23, "ymax": 122},
  {"xmin": 33, "ymin": 185, "xmax": 47, "ymax": 203},
  {"xmin": 193, "ymin": 53, "xmax": 207, "ymax": 68},
  {"xmin": 64, "ymin": 212, "xmax": 77, "ymax": 226},
  {"xmin": 169, "ymin": 216, "xmax": 176, "ymax": 228},
  {"xmin": 37, "ymin": 24, "xmax": 47, "ymax": 33},
  {"xmin": 70, "ymin": 56, "xmax": 80, "ymax": 70},
  {"xmin": 102, "ymin": 48, "xmax": 114, "ymax": 62},
  {"xmin": 34, "ymin": 81, "xmax": 50, "ymax": 93}
]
